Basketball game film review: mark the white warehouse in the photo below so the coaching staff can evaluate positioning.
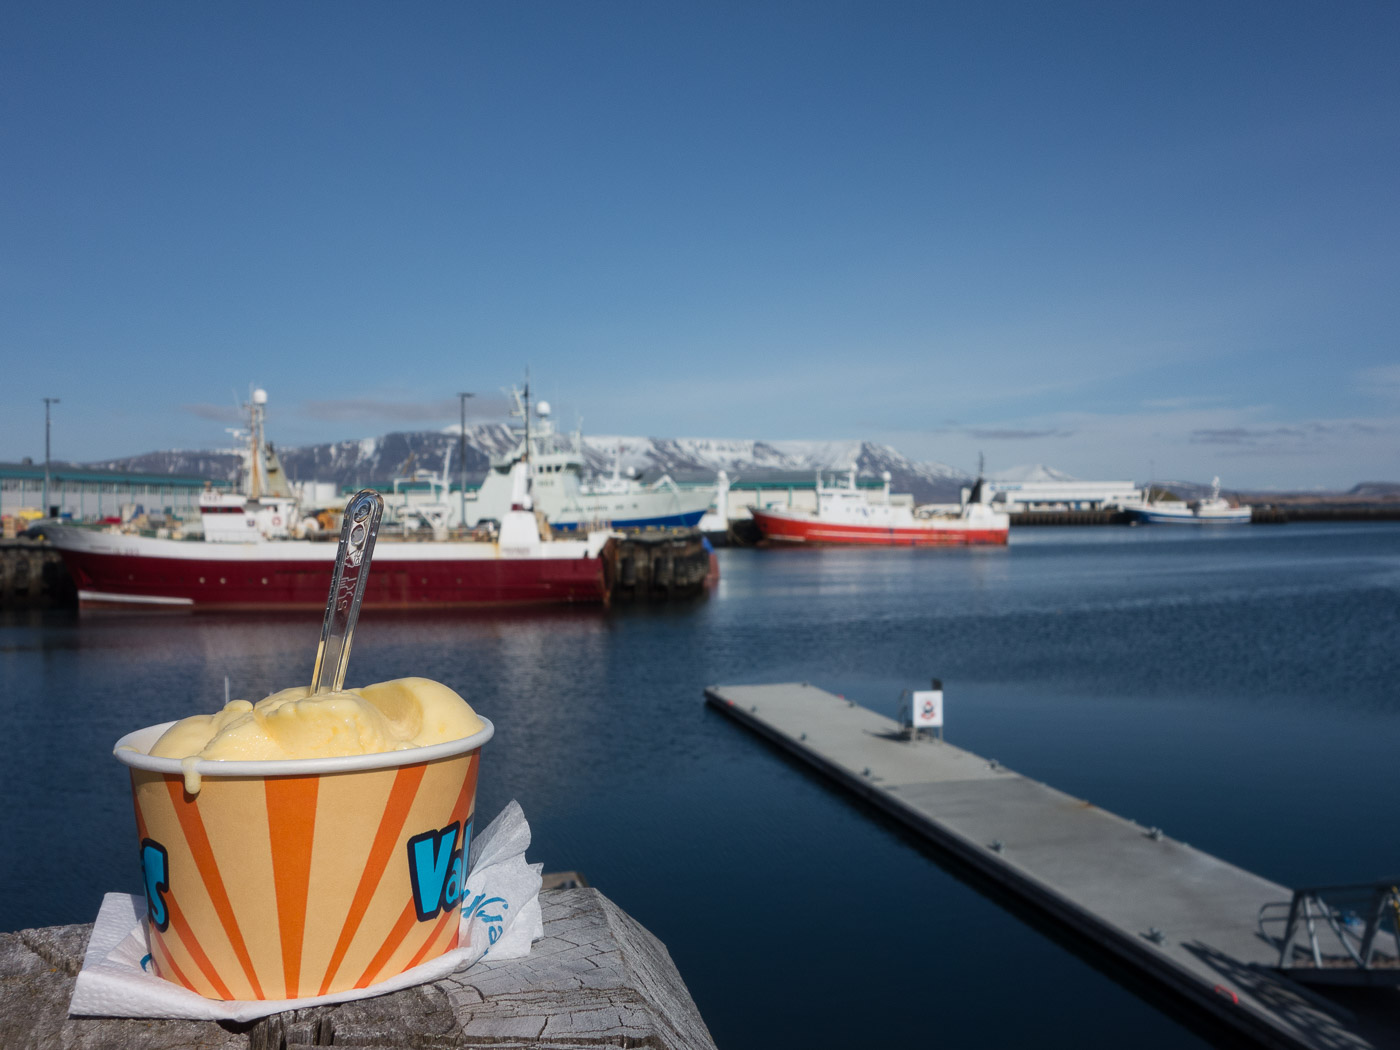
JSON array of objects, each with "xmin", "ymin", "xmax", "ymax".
[{"xmin": 982, "ymin": 480, "xmax": 1142, "ymax": 512}]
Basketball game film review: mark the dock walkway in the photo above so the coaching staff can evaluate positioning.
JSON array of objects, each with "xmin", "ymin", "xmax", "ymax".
[{"xmin": 705, "ymin": 682, "xmax": 1399, "ymax": 1050}]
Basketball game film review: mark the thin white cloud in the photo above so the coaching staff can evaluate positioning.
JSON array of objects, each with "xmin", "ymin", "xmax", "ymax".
[
  {"xmin": 1141, "ymin": 395, "xmax": 1230, "ymax": 410},
  {"xmin": 1356, "ymin": 364, "xmax": 1400, "ymax": 396},
  {"xmin": 1190, "ymin": 422, "xmax": 1381, "ymax": 446},
  {"xmin": 299, "ymin": 396, "xmax": 512, "ymax": 423},
  {"xmin": 182, "ymin": 403, "xmax": 243, "ymax": 423},
  {"xmin": 966, "ymin": 427, "xmax": 1075, "ymax": 440}
]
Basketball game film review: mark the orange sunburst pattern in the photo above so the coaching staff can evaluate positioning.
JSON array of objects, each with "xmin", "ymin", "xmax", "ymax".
[
  {"xmin": 353, "ymin": 756, "xmax": 480, "ymax": 988},
  {"xmin": 130, "ymin": 748, "xmax": 482, "ymax": 1000},
  {"xmin": 303, "ymin": 752, "xmax": 478, "ymax": 995},
  {"xmin": 265, "ymin": 775, "xmax": 319, "ymax": 998}
]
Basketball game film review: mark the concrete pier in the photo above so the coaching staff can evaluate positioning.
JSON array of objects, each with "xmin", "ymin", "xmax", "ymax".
[
  {"xmin": 0, "ymin": 538, "xmax": 75, "ymax": 607},
  {"xmin": 705, "ymin": 682, "xmax": 1400, "ymax": 1050},
  {"xmin": 1009, "ymin": 508, "xmax": 1130, "ymax": 526},
  {"xmin": 607, "ymin": 530, "xmax": 713, "ymax": 601}
]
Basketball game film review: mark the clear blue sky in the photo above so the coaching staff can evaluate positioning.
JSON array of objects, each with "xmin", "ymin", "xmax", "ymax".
[{"xmin": 3, "ymin": 1, "xmax": 1397, "ymax": 488}]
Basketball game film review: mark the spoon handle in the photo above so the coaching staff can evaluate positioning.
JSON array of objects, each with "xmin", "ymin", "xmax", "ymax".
[{"xmin": 311, "ymin": 489, "xmax": 384, "ymax": 694}]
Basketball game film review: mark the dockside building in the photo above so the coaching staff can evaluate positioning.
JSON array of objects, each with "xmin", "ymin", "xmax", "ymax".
[
  {"xmin": 0, "ymin": 461, "xmax": 232, "ymax": 521},
  {"xmin": 984, "ymin": 480, "xmax": 1142, "ymax": 511}
]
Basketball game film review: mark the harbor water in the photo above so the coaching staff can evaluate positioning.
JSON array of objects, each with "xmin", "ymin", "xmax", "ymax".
[{"xmin": 2, "ymin": 522, "xmax": 1398, "ymax": 1048}]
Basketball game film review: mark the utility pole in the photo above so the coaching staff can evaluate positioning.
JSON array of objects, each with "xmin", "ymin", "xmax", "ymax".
[
  {"xmin": 522, "ymin": 372, "xmax": 531, "ymax": 466},
  {"xmin": 42, "ymin": 397, "xmax": 60, "ymax": 517},
  {"xmin": 458, "ymin": 392, "xmax": 474, "ymax": 529}
]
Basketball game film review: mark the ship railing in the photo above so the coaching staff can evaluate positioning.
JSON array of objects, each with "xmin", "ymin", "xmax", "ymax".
[
  {"xmin": 1258, "ymin": 880, "xmax": 1400, "ymax": 986},
  {"xmin": 58, "ymin": 521, "xmax": 207, "ymax": 542}
]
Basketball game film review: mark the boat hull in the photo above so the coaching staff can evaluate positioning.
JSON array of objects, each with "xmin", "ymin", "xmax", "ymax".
[
  {"xmin": 552, "ymin": 508, "xmax": 706, "ymax": 531},
  {"xmin": 1126, "ymin": 508, "xmax": 1252, "ymax": 525},
  {"xmin": 49, "ymin": 529, "xmax": 609, "ymax": 609},
  {"xmin": 751, "ymin": 509, "xmax": 1008, "ymax": 547}
]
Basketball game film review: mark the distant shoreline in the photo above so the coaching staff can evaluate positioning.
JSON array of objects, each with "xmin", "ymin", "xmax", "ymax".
[{"xmin": 1009, "ymin": 502, "xmax": 1400, "ymax": 526}]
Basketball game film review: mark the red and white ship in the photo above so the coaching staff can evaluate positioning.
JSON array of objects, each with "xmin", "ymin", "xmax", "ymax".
[
  {"xmin": 45, "ymin": 389, "xmax": 615, "ymax": 610},
  {"xmin": 750, "ymin": 468, "xmax": 1009, "ymax": 547},
  {"xmin": 49, "ymin": 516, "xmax": 613, "ymax": 609}
]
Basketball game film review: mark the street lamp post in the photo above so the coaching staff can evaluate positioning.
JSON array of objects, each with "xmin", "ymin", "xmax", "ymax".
[
  {"xmin": 458, "ymin": 392, "xmax": 474, "ymax": 529},
  {"xmin": 42, "ymin": 397, "xmax": 60, "ymax": 517}
]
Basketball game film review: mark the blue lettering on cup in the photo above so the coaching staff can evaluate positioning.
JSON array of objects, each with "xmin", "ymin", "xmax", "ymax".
[
  {"xmin": 140, "ymin": 839, "xmax": 170, "ymax": 932},
  {"xmin": 407, "ymin": 821, "xmax": 465, "ymax": 922},
  {"xmin": 444, "ymin": 819, "xmax": 470, "ymax": 909}
]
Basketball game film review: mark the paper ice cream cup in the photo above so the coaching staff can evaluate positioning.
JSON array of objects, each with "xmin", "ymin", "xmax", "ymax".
[{"xmin": 113, "ymin": 719, "xmax": 493, "ymax": 1001}]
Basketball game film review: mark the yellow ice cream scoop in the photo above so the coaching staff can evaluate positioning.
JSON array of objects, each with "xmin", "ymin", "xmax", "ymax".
[{"xmin": 148, "ymin": 676, "xmax": 486, "ymax": 762}]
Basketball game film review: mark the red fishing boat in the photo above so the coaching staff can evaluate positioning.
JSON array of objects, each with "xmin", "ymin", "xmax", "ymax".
[
  {"xmin": 750, "ymin": 468, "xmax": 1009, "ymax": 547},
  {"xmin": 45, "ymin": 389, "xmax": 615, "ymax": 609},
  {"xmin": 47, "ymin": 519, "xmax": 613, "ymax": 609}
]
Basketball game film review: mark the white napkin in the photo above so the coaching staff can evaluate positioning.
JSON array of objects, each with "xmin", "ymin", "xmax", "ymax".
[{"xmin": 69, "ymin": 800, "xmax": 544, "ymax": 1022}]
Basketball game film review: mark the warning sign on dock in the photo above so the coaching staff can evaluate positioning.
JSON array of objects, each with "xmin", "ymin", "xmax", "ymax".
[{"xmin": 911, "ymin": 689, "xmax": 942, "ymax": 728}]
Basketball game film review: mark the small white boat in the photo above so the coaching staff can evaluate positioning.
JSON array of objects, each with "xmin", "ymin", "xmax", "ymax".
[{"xmin": 1128, "ymin": 477, "xmax": 1252, "ymax": 525}]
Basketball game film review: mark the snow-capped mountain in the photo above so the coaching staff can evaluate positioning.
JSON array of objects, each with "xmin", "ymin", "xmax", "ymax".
[
  {"xmin": 987, "ymin": 463, "xmax": 1078, "ymax": 484},
  {"xmin": 575, "ymin": 437, "xmax": 969, "ymax": 502},
  {"xmin": 87, "ymin": 428, "xmax": 977, "ymax": 503},
  {"xmin": 279, "ymin": 424, "xmax": 521, "ymax": 486},
  {"xmin": 83, "ymin": 449, "xmax": 251, "ymax": 481}
]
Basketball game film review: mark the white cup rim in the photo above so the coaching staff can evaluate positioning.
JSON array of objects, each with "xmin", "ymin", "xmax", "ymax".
[{"xmin": 113, "ymin": 716, "xmax": 494, "ymax": 778}]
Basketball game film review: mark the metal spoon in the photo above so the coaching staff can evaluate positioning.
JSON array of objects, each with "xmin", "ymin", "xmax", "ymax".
[{"xmin": 310, "ymin": 488, "xmax": 385, "ymax": 694}]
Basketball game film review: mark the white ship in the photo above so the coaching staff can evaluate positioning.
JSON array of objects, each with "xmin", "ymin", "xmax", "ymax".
[{"xmin": 458, "ymin": 385, "xmax": 714, "ymax": 531}]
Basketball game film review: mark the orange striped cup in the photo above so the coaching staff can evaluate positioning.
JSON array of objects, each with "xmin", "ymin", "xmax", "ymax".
[{"xmin": 113, "ymin": 718, "xmax": 493, "ymax": 1001}]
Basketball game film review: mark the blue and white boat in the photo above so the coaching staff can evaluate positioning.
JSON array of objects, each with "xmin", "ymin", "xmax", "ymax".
[
  {"xmin": 463, "ymin": 387, "xmax": 714, "ymax": 531},
  {"xmin": 1127, "ymin": 477, "xmax": 1252, "ymax": 525}
]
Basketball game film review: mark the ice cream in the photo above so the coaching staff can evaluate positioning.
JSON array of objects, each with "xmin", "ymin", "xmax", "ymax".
[
  {"xmin": 149, "ymin": 676, "xmax": 485, "ymax": 792},
  {"xmin": 117, "ymin": 674, "xmax": 493, "ymax": 999}
]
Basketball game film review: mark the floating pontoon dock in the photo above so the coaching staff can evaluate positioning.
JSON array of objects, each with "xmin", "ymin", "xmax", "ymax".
[{"xmin": 704, "ymin": 683, "xmax": 1399, "ymax": 1050}]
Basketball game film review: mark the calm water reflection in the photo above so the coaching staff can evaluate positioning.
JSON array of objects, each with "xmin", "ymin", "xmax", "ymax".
[{"xmin": 3, "ymin": 522, "xmax": 1398, "ymax": 1048}]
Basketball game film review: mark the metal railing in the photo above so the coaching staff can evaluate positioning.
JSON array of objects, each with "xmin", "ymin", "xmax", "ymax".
[{"xmin": 1259, "ymin": 880, "xmax": 1400, "ymax": 986}]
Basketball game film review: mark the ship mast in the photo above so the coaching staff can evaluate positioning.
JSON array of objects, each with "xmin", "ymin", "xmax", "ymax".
[{"xmin": 248, "ymin": 388, "xmax": 267, "ymax": 499}]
